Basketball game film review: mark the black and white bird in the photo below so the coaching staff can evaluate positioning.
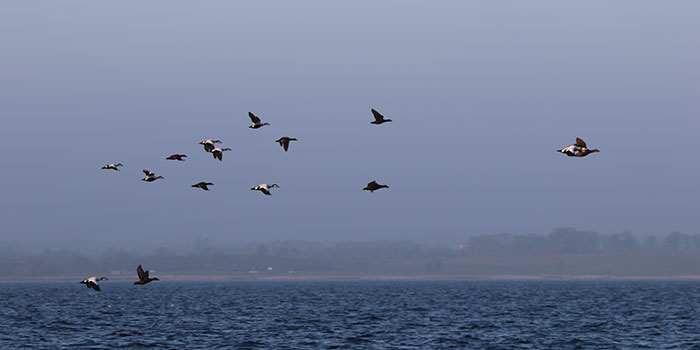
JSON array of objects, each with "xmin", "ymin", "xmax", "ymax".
[
  {"xmin": 248, "ymin": 112, "xmax": 270, "ymax": 129},
  {"xmin": 275, "ymin": 137, "xmax": 297, "ymax": 152},
  {"xmin": 192, "ymin": 182, "xmax": 214, "ymax": 191},
  {"xmin": 141, "ymin": 169, "xmax": 164, "ymax": 182},
  {"xmin": 251, "ymin": 183, "xmax": 279, "ymax": 195},
  {"xmin": 363, "ymin": 181, "xmax": 389, "ymax": 193},
  {"xmin": 80, "ymin": 276, "xmax": 108, "ymax": 291},
  {"xmin": 101, "ymin": 163, "xmax": 123, "ymax": 171},
  {"xmin": 370, "ymin": 109, "xmax": 392, "ymax": 125},
  {"xmin": 199, "ymin": 139, "xmax": 222, "ymax": 153},
  {"xmin": 211, "ymin": 147, "xmax": 232, "ymax": 161},
  {"xmin": 166, "ymin": 154, "xmax": 187, "ymax": 161}
]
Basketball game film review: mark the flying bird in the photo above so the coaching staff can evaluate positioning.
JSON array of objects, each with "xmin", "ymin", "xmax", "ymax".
[
  {"xmin": 134, "ymin": 265, "xmax": 159, "ymax": 285},
  {"xmin": 370, "ymin": 109, "xmax": 392, "ymax": 125},
  {"xmin": 248, "ymin": 112, "xmax": 270, "ymax": 129},
  {"xmin": 102, "ymin": 163, "xmax": 123, "ymax": 171},
  {"xmin": 80, "ymin": 276, "xmax": 108, "ymax": 291},
  {"xmin": 211, "ymin": 147, "xmax": 232, "ymax": 161},
  {"xmin": 275, "ymin": 137, "xmax": 297, "ymax": 152},
  {"xmin": 199, "ymin": 139, "xmax": 222, "ymax": 153},
  {"xmin": 192, "ymin": 182, "xmax": 214, "ymax": 191},
  {"xmin": 141, "ymin": 169, "xmax": 164, "ymax": 182},
  {"xmin": 166, "ymin": 154, "xmax": 187, "ymax": 161},
  {"xmin": 557, "ymin": 138, "xmax": 600, "ymax": 157},
  {"xmin": 363, "ymin": 181, "xmax": 389, "ymax": 193},
  {"xmin": 251, "ymin": 183, "xmax": 279, "ymax": 195}
]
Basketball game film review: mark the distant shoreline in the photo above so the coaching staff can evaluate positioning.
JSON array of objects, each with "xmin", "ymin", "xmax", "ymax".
[{"xmin": 4, "ymin": 274, "xmax": 700, "ymax": 282}]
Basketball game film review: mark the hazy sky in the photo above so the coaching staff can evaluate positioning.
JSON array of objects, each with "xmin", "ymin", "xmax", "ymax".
[{"xmin": 1, "ymin": 1, "xmax": 698, "ymax": 252}]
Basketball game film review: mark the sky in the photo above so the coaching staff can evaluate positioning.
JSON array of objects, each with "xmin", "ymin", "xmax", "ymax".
[{"xmin": 1, "ymin": 1, "xmax": 698, "ymax": 252}]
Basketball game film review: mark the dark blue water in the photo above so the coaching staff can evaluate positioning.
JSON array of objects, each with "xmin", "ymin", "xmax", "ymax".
[{"xmin": 1, "ymin": 280, "xmax": 699, "ymax": 349}]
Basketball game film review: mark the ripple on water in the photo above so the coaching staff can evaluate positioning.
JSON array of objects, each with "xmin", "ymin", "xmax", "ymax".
[{"xmin": 2, "ymin": 280, "xmax": 700, "ymax": 349}]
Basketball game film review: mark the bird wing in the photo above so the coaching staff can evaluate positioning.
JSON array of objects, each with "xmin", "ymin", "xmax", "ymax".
[
  {"xmin": 142, "ymin": 170, "xmax": 152, "ymax": 176},
  {"xmin": 248, "ymin": 112, "xmax": 261, "ymax": 124},
  {"xmin": 371, "ymin": 109, "xmax": 384, "ymax": 122},
  {"xmin": 261, "ymin": 188, "xmax": 271, "ymax": 195},
  {"xmin": 137, "ymin": 265, "xmax": 146, "ymax": 280},
  {"xmin": 88, "ymin": 281, "xmax": 100, "ymax": 291},
  {"xmin": 283, "ymin": 140, "xmax": 289, "ymax": 152},
  {"xmin": 576, "ymin": 138, "xmax": 587, "ymax": 148}
]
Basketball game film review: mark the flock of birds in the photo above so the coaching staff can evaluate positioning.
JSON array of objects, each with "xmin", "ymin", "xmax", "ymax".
[{"xmin": 83, "ymin": 109, "xmax": 599, "ymax": 291}]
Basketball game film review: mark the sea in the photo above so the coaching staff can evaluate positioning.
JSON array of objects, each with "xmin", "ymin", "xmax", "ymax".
[{"xmin": 1, "ymin": 279, "xmax": 699, "ymax": 349}]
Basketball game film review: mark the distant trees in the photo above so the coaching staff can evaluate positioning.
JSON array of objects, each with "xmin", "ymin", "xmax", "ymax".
[
  {"xmin": 463, "ymin": 227, "xmax": 699, "ymax": 255},
  {"xmin": 2, "ymin": 229, "xmax": 700, "ymax": 277}
]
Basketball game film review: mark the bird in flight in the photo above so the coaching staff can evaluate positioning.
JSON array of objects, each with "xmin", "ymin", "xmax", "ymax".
[
  {"xmin": 80, "ymin": 276, "xmax": 108, "ymax": 291},
  {"xmin": 192, "ymin": 182, "xmax": 214, "ymax": 191},
  {"xmin": 248, "ymin": 112, "xmax": 270, "ymax": 129},
  {"xmin": 557, "ymin": 138, "xmax": 600, "ymax": 157},
  {"xmin": 199, "ymin": 139, "xmax": 222, "ymax": 153},
  {"xmin": 211, "ymin": 147, "xmax": 232, "ymax": 161},
  {"xmin": 363, "ymin": 181, "xmax": 389, "ymax": 193},
  {"xmin": 166, "ymin": 154, "xmax": 187, "ymax": 161},
  {"xmin": 275, "ymin": 137, "xmax": 298, "ymax": 152},
  {"xmin": 141, "ymin": 169, "xmax": 164, "ymax": 182},
  {"xmin": 102, "ymin": 163, "xmax": 123, "ymax": 171},
  {"xmin": 251, "ymin": 183, "xmax": 279, "ymax": 195},
  {"xmin": 134, "ymin": 265, "xmax": 159, "ymax": 285},
  {"xmin": 370, "ymin": 109, "xmax": 392, "ymax": 125}
]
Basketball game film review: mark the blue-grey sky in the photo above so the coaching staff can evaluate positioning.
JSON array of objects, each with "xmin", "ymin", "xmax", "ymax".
[{"xmin": 1, "ymin": 1, "xmax": 698, "ymax": 252}]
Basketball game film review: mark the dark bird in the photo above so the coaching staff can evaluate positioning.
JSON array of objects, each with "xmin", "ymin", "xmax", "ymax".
[
  {"xmin": 102, "ymin": 163, "xmax": 123, "ymax": 171},
  {"xmin": 134, "ymin": 265, "xmax": 159, "ymax": 285},
  {"xmin": 211, "ymin": 147, "xmax": 232, "ymax": 161},
  {"xmin": 370, "ymin": 109, "xmax": 392, "ymax": 125},
  {"xmin": 80, "ymin": 277, "xmax": 108, "ymax": 291},
  {"xmin": 141, "ymin": 169, "xmax": 164, "ymax": 182},
  {"xmin": 275, "ymin": 137, "xmax": 297, "ymax": 152},
  {"xmin": 248, "ymin": 112, "xmax": 270, "ymax": 129},
  {"xmin": 575, "ymin": 148, "xmax": 600, "ymax": 157},
  {"xmin": 199, "ymin": 139, "xmax": 222, "ymax": 153},
  {"xmin": 192, "ymin": 182, "xmax": 214, "ymax": 191},
  {"xmin": 363, "ymin": 181, "xmax": 389, "ymax": 193},
  {"xmin": 251, "ymin": 183, "xmax": 279, "ymax": 195},
  {"xmin": 166, "ymin": 154, "xmax": 187, "ymax": 161}
]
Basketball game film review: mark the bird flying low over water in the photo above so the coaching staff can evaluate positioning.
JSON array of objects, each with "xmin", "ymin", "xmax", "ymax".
[
  {"xmin": 192, "ymin": 182, "xmax": 214, "ymax": 191},
  {"xmin": 134, "ymin": 265, "xmax": 159, "ymax": 285},
  {"xmin": 80, "ymin": 277, "xmax": 108, "ymax": 291},
  {"xmin": 557, "ymin": 138, "xmax": 600, "ymax": 157},
  {"xmin": 248, "ymin": 112, "xmax": 270, "ymax": 129},
  {"xmin": 275, "ymin": 137, "xmax": 297, "ymax": 152},
  {"xmin": 370, "ymin": 109, "xmax": 392, "ymax": 125},
  {"xmin": 102, "ymin": 163, "xmax": 123, "ymax": 171},
  {"xmin": 142, "ymin": 169, "xmax": 164, "ymax": 182},
  {"xmin": 211, "ymin": 147, "xmax": 232, "ymax": 161},
  {"xmin": 199, "ymin": 139, "xmax": 222, "ymax": 153},
  {"xmin": 166, "ymin": 154, "xmax": 187, "ymax": 161},
  {"xmin": 363, "ymin": 181, "xmax": 389, "ymax": 193},
  {"xmin": 251, "ymin": 183, "xmax": 279, "ymax": 195}
]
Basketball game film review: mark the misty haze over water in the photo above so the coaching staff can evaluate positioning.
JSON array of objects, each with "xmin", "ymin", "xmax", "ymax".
[{"xmin": 4, "ymin": 227, "xmax": 700, "ymax": 278}]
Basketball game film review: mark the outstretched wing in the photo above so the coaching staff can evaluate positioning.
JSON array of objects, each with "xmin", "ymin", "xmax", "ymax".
[
  {"xmin": 248, "ymin": 112, "xmax": 261, "ymax": 124},
  {"xmin": 137, "ymin": 265, "xmax": 146, "ymax": 280},
  {"xmin": 371, "ymin": 109, "xmax": 384, "ymax": 122},
  {"xmin": 261, "ymin": 188, "xmax": 271, "ymax": 195},
  {"xmin": 576, "ymin": 138, "xmax": 587, "ymax": 148},
  {"xmin": 87, "ymin": 281, "xmax": 100, "ymax": 291},
  {"xmin": 283, "ymin": 140, "xmax": 289, "ymax": 152},
  {"xmin": 142, "ymin": 169, "xmax": 152, "ymax": 176}
]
